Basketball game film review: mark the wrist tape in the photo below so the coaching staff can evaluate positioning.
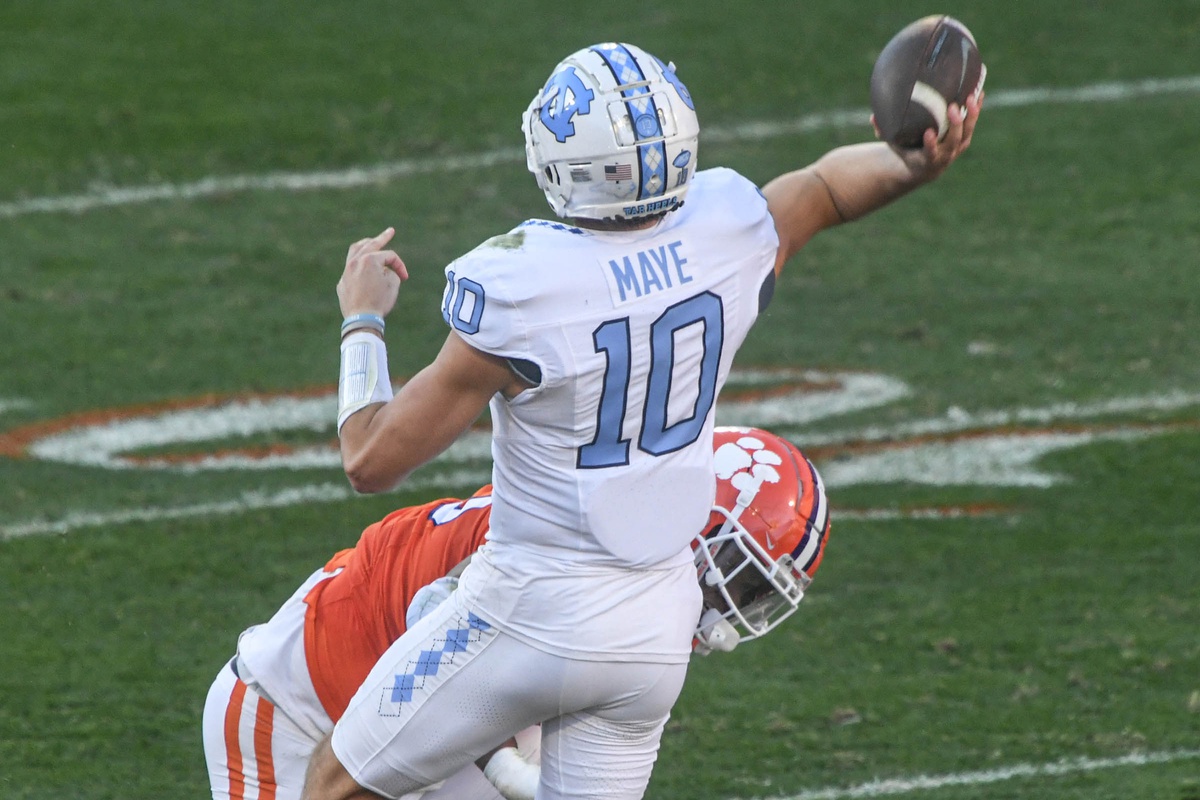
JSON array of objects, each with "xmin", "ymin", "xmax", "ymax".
[
  {"xmin": 483, "ymin": 747, "xmax": 539, "ymax": 800},
  {"xmin": 338, "ymin": 331, "xmax": 393, "ymax": 432}
]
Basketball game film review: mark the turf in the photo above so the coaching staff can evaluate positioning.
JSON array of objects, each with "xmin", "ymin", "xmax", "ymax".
[{"xmin": 1, "ymin": 2, "xmax": 1198, "ymax": 798}]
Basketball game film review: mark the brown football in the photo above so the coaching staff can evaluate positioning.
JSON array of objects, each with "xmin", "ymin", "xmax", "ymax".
[{"xmin": 870, "ymin": 15, "xmax": 986, "ymax": 148}]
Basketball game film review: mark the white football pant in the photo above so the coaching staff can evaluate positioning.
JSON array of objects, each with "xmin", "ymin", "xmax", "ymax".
[{"xmin": 331, "ymin": 595, "xmax": 689, "ymax": 800}]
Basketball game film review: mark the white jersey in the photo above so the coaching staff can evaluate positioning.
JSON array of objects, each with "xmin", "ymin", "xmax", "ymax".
[
  {"xmin": 443, "ymin": 168, "xmax": 777, "ymax": 566},
  {"xmin": 441, "ymin": 167, "xmax": 778, "ymax": 661}
]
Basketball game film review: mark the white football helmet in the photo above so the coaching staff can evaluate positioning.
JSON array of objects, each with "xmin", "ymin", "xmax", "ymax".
[
  {"xmin": 522, "ymin": 42, "xmax": 700, "ymax": 221},
  {"xmin": 693, "ymin": 427, "xmax": 831, "ymax": 653}
]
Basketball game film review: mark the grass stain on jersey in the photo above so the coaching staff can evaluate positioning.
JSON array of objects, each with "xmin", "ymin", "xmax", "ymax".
[{"xmin": 483, "ymin": 230, "xmax": 526, "ymax": 250}]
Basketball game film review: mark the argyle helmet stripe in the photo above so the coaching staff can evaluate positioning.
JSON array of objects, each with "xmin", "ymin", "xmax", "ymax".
[{"xmin": 590, "ymin": 43, "xmax": 667, "ymax": 201}]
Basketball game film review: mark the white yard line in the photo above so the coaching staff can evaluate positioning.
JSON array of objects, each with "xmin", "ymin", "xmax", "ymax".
[
  {"xmin": 798, "ymin": 389, "xmax": 1200, "ymax": 447},
  {"xmin": 834, "ymin": 506, "xmax": 1007, "ymax": 522},
  {"xmin": 0, "ymin": 469, "xmax": 490, "ymax": 541},
  {"xmin": 748, "ymin": 748, "xmax": 1200, "ymax": 800},
  {"xmin": 1, "ymin": 75, "xmax": 1198, "ymax": 220},
  {"xmin": 0, "ymin": 494, "xmax": 998, "ymax": 539},
  {"xmin": 0, "ymin": 398, "xmax": 31, "ymax": 415}
]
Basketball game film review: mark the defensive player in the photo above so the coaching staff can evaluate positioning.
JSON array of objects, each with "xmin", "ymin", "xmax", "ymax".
[
  {"xmin": 316, "ymin": 41, "xmax": 979, "ymax": 800},
  {"xmin": 203, "ymin": 484, "xmax": 497, "ymax": 800},
  {"xmin": 204, "ymin": 427, "xmax": 829, "ymax": 800}
]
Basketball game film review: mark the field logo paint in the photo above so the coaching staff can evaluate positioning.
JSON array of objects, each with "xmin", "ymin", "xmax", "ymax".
[
  {"xmin": 2, "ymin": 371, "xmax": 1198, "ymax": 492},
  {"xmin": 0, "ymin": 370, "xmax": 906, "ymax": 474},
  {"xmin": 3, "ymin": 372, "xmax": 1200, "ymax": 539}
]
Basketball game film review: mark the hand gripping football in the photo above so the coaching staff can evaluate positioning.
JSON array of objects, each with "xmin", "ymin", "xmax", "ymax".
[{"xmin": 870, "ymin": 15, "xmax": 986, "ymax": 148}]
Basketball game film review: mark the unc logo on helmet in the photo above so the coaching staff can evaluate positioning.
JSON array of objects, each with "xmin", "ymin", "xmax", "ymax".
[
  {"xmin": 651, "ymin": 56, "xmax": 694, "ymax": 110},
  {"xmin": 522, "ymin": 42, "xmax": 701, "ymax": 221},
  {"xmin": 536, "ymin": 67, "xmax": 595, "ymax": 144}
]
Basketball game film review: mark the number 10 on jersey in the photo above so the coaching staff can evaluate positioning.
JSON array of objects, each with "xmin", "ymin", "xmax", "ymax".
[{"xmin": 578, "ymin": 291, "xmax": 724, "ymax": 469}]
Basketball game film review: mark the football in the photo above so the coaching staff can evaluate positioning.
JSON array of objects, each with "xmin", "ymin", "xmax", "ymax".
[{"xmin": 870, "ymin": 15, "xmax": 986, "ymax": 148}]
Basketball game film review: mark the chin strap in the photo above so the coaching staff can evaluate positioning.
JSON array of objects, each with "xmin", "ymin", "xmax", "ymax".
[{"xmin": 693, "ymin": 607, "xmax": 741, "ymax": 656}]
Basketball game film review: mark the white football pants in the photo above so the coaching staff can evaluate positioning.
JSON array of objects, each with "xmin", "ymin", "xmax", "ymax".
[{"xmin": 331, "ymin": 595, "xmax": 689, "ymax": 800}]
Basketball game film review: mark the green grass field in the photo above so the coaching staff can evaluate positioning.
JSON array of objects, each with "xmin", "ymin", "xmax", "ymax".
[{"xmin": 2, "ymin": 1, "xmax": 1198, "ymax": 798}]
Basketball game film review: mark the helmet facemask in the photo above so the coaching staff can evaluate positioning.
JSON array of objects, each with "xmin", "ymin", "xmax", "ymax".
[
  {"xmin": 694, "ymin": 505, "xmax": 811, "ymax": 644},
  {"xmin": 692, "ymin": 427, "xmax": 831, "ymax": 653}
]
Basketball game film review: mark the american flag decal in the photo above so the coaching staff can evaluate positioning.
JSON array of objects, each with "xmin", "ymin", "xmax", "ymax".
[{"xmin": 604, "ymin": 163, "xmax": 633, "ymax": 181}]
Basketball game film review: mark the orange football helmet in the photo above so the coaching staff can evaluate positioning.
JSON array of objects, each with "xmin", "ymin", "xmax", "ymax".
[{"xmin": 694, "ymin": 427, "xmax": 830, "ymax": 650}]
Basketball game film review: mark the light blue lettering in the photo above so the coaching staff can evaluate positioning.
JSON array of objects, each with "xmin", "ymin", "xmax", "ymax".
[
  {"xmin": 609, "ymin": 257, "xmax": 641, "ymax": 302},
  {"xmin": 610, "ymin": 242, "xmax": 693, "ymax": 302},
  {"xmin": 648, "ymin": 246, "xmax": 673, "ymax": 288},
  {"xmin": 638, "ymin": 251, "xmax": 665, "ymax": 294},
  {"xmin": 668, "ymin": 241, "xmax": 692, "ymax": 285}
]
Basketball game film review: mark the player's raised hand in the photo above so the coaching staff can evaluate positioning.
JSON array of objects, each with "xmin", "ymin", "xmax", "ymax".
[{"xmin": 338, "ymin": 227, "xmax": 409, "ymax": 319}]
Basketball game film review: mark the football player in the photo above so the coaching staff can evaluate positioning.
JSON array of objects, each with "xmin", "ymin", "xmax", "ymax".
[
  {"xmin": 318, "ymin": 41, "xmax": 978, "ymax": 800},
  {"xmin": 203, "ymin": 428, "xmax": 828, "ymax": 800}
]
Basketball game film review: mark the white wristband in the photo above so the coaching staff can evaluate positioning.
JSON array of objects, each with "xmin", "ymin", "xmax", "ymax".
[
  {"xmin": 483, "ymin": 747, "xmax": 540, "ymax": 800},
  {"xmin": 337, "ymin": 331, "xmax": 393, "ymax": 432}
]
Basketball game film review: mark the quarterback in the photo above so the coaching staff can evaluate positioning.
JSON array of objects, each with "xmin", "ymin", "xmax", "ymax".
[
  {"xmin": 204, "ymin": 428, "xmax": 829, "ymax": 800},
  {"xmin": 316, "ymin": 40, "xmax": 979, "ymax": 800}
]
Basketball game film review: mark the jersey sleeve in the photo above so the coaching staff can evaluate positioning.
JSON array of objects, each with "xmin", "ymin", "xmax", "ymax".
[
  {"xmin": 687, "ymin": 167, "xmax": 780, "ymax": 332},
  {"xmin": 441, "ymin": 242, "xmax": 532, "ymax": 359},
  {"xmin": 696, "ymin": 167, "xmax": 778, "ymax": 274}
]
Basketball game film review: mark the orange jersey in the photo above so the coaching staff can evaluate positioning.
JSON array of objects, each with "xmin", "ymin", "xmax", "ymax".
[{"xmin": 302, "ymin": 487, "xmax": 493, "ymax": 721}]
